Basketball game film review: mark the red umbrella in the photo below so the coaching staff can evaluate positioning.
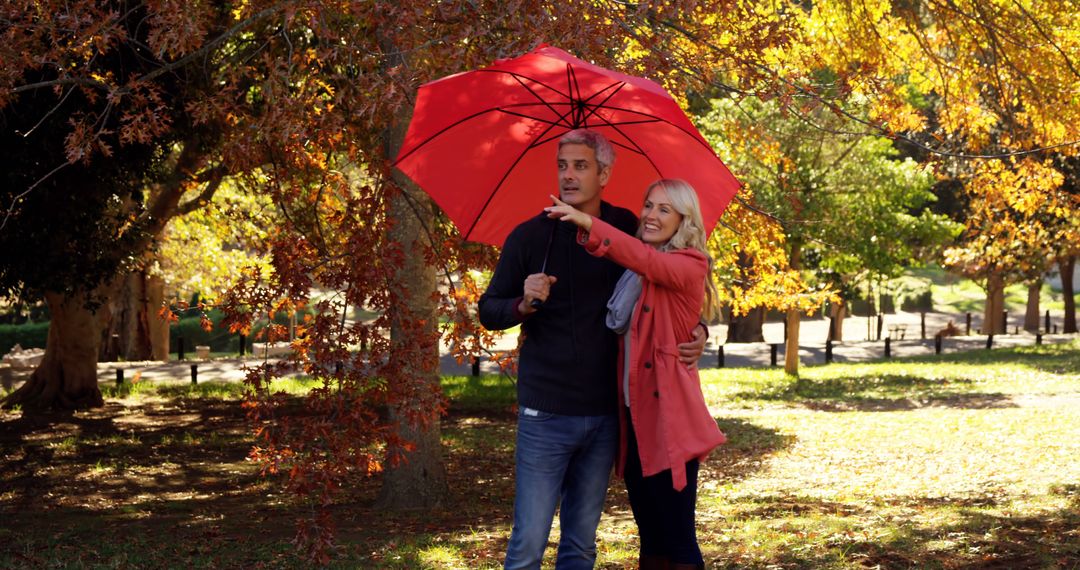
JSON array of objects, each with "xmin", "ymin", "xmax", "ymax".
[{"xmin": 394, "ymin": 44, "xmax": 741, "ymax": 246}]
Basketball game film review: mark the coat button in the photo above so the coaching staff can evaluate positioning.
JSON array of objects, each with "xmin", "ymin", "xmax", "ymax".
[
  {"xmin": 644, "ymin": 362, "xmax": 651, "ymax": 369},
  {"xmin": 603, "ymin": 238, "xmax": 611, "ymax": 246},
  {"xmin": 653, "ymin": 390, "xmax": 659, "ymax": 398},
  {"xmin": 643, "ymin": 305, "xmax": 650, "ymax": 313}
]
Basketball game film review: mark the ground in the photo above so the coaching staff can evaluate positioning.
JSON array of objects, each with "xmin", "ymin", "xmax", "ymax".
[{"xmin": 1, "ymin": 342, "xmax": 1079, "ymax": 568}]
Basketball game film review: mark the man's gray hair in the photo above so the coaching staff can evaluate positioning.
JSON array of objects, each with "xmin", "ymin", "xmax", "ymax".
[{"xmin": 559, "ymin": 129, "xmax": 616, "ymax": 171}]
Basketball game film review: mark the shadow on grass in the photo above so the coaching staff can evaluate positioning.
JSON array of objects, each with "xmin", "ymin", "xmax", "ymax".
[
  {"xmin": 709, "ymin": 417, "xmax": 796, "ymax": 482},
  {"xmin": 851, "ymin": 485, "xmax": 1080, "ymax": 569},
  {"xmin": 733, "ymin": 374, "xmax": 1017, "ymax": 412},
  {"xmin": 0, "ymin": 399, "xmax": 255, "ymax": 515},
  {"xmin": 709, "ymin": 487, "xmax": 1080, "ymax": 569},
  {"xmin": 0, "ymin": 397, "xmax": 314, "ymax": 567}
]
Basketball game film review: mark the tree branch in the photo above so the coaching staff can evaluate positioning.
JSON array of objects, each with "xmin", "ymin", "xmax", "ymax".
[
  {"xmin": 176, "ymin": 166, "xmax": 227, "ymax": 215},
  {"xmin": 1010, "ymin": 0, "xmax": 1080, "ymax": 81},
  {"xmin": 11, "ymin": 76, "xmax": 111, "ymax": 94},
  {"xmin": 628, "ymin": 6, "xmax": 1080, "ymax": 160},
  {"xmin": 136, "ymin": 2, "xmax": 294, "ymax": 87},
  {"xmin": 0, "ymin": 161, "xmax": 70, "ymax": 232}
]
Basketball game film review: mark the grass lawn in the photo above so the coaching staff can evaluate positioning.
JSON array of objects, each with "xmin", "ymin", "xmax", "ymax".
[{"xmin": 1, "ymin": 341, "xmax": 1078, "ymax": 568}]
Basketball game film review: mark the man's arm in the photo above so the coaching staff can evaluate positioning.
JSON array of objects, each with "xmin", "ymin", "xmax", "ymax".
[
  {"xmin": 478, "ymin": 228, "xmax": 539, "ymax": 330},
  {"xmin": 676, "ymin": 322, "xmax": 709, "ymax": 368}
]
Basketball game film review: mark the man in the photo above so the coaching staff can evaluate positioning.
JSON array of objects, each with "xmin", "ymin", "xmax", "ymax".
[{"xmin": 479, "ymin": 129, "xmax": 707, "ymax": 569}]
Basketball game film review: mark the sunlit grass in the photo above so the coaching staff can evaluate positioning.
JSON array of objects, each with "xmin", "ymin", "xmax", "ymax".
[
  {"xmin": 101, "ymin": 376, "xmax": 323, "ymax": 401},
  {"xmin": 4, "ymin": 339, "xmax": 1077, "ymax": 569},
  {"xmin": 433, "ymin": 341, "xmax": 1080, "ymax": 568},
  {"xmin": 700, "ymin": 340, "xmax": 1080, "ymax": 408},
  {"xmin": 441, "ymin": 375, "xmax": 516, "ymax": 410},
  {"xmin": 45, "ymin": 436, "xmax": 78, "ymax": 454}
]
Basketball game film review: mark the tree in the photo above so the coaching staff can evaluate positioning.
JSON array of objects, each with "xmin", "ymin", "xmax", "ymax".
[
  {"xmin": 1050, "ymin": 154, "xmax": 1080, "ymax": 333},
  {"xmin": 1, "ymin": 1, "xmax": 231, "ymax": 409},
  {"xmin": 792, "ymin": 0, "xmax": 1080, "ymax": 335},
  {"xmin": 943, "ymin": 158, "xmax": 1074, "ymax": 334},
  {"xmin": 702, "ymin": 96, "xmax": 957, "ymax": 371},
  {"xmin": 629, "ymin": 1, "xmax": 1079, "ymax": 354},
  {"xmin": 2, "ymin": 0, "xmax": 808, "ymax": 559}
]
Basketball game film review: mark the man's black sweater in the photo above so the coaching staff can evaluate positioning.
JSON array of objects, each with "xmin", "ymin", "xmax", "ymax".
[{"xmin": 478, "ymin": 202, "xmax": 638, "ymax": 416}]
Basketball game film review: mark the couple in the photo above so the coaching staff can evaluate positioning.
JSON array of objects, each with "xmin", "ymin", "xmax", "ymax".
[{"xmin": 478, "ymin": 129, "xmax": 727, "ymax": 570}]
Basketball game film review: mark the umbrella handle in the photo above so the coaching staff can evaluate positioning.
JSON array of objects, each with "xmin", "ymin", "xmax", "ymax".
[{"xmin": 529, "ymin": 221, "xmax": 558, "ymax": 309}]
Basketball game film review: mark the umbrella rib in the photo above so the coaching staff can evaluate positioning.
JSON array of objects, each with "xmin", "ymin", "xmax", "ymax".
[
  {"xmin": 394, "ymin": 107, "xmax": 510, "ymax": 166},
  {"xmin": 475, "ymin": 68, "xmax": 572, "ymax": 100},
  {"xmin": 589, "ymin": 104, "xmax": 720, "ymax": 155},
  {"xmin": 397, "ymin": 69, "xmax": 580, "ymax": 165},
  {"xmin": 567, "ymin": 64, "xmax": 582, "ymax": 127},
  {"xmin": 463, "ymin": 116, "xmax": 569, "ymax": 240},
  {"xmin": 576, "ymin": 80, "xmax": 626, "ymax": 127},
  {"xmin": 497, "ymin": 106, "xmax": 615, "ymax": 129},
  {"xmin": 474, "ymin": 68, "xmax": 576, "ymax": 128},
  {"xmin": 510, "ymin": 73, "xmax": 573, "ymax": 129},
  {"xmin": 588, "ymin": 111, "xmax": 664, "ymax": 175}
]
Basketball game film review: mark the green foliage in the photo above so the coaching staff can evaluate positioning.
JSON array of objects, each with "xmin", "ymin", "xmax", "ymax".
[
  {"xmin": 0, "ymin": 321, "xmax": 49, "ymax": 354},
  {"xmin": 168, "ymin": 307, "xmax": 310, "ymax": 353},
  {"xmin": 169, "ymin": 310, "xmax": 232, "ymax": 352},
  {"xmin": 701, "ymin": 97, "xmax": 963, "ymax": 299},
  {"xmin": 159, "ymin": 180, "xmax": 276, "ymax": 301},
  {"xmin": 899, "ymin": 289, "xmax": 934, "ymax": 312}
]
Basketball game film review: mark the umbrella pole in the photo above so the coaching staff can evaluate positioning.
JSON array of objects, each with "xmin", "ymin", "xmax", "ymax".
[{"xmin": 530, "ymin": 221, "xmax": 558, "ymax": 309}]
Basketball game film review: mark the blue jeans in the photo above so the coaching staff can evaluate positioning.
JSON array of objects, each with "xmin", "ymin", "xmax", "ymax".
[{"xmin": 504, "ymin": 408, "xmax": 619, "ymax": 570}]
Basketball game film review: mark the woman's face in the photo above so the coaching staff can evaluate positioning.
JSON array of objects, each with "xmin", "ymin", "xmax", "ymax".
[{"xmin": 639, "ymin": 186, "xmax": 683, "ymax": 247}]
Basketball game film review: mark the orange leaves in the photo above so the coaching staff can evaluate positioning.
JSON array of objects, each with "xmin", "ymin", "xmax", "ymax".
[
  {"xmin": 944, "ymin": 154, "xmax": 1074, "ymax": 285},
  {"xmin": 144, "ymin": 0, "xmax": 214, "ymax": 59},
  {"xmin": 709, "ymin": 201, "xmax": 835, "ymax": 317},
  {"xmin": 118, "ymin": 84, "xmax": 171, "ymax": 146}
]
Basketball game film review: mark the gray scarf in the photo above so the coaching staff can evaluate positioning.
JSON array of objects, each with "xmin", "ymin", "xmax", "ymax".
[{"xmin": 606, "ymin": 269, "xmax": 642, "ymax": 334}]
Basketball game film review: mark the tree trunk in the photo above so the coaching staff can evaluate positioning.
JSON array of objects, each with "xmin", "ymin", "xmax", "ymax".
[
  {"xmin": 726, "ymin": 306, "xmax": 765, "ymax": 343},
  {"xmin": 1023, "ymin": 280, "xmax": 1041, "ymax": 333},
  {"xmin": 784, "ymin": 308, "xmax": 800, "ymax": 375},
  {"xmin": 376, "ymin": 176, "xmax": 447, "ymax": 510},
  {"xmin": 1061, "ymin": 254, "xmax": 1077, "ymax": 334},
  {"xmin": 2, "ymin": 291, "xmax": 106, "ymax": 411},
  {"xmin": 100, "ymin": 270, "xmax": 170, "ymax": 362},
  {"xmin": 784, "ymin": 242, "xmax": 802, "ymax": 376},
  {"xmin": 375, "ymin": 40, "xmax": 447, "ymax": 508},
  {"xmin": 829, "ymin": 301, "xmax": 847, "ymax": 342},
  {"xmin": 982, "ymin": 272, "xmax": 1004, "ymax": 335}
]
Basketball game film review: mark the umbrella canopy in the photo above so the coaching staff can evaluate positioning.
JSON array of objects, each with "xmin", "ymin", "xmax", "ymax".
[{"xmin": 394, "ymin": 44, "xmax": 741, "ymax": 246}]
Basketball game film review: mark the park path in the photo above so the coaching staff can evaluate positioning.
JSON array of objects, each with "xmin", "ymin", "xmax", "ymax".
[{"xmin": 2, "ymin": 310, "xmax": 1074, "ymax": 388}]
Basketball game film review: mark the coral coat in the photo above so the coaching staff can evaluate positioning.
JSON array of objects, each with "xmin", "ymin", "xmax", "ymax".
[{"xmin": 582, "ymin": 218, "xmax": 727, "ymax": 491}]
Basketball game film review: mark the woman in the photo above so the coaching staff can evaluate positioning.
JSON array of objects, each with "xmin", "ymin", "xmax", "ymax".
[{"xmin": 546, "ymin": 179, "xmax": 726, "ymax": 570}]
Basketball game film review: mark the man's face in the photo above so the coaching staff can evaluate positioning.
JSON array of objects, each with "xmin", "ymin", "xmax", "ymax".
[{"xmin": 556, "ymin": 143, "xmax": 610, "ymax": 214}]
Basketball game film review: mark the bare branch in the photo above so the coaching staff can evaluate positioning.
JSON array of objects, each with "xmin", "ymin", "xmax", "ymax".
[
  {"xmin": 176, "ymin": 166, "xmax": 227, "ymax": 215},
  {"xmin": 0, "ymin": 161, "xmax": 70, "ymax": 232},
  {"xmin": 11, "ymin": 76, "xmax": 111, "ymax": 94}
]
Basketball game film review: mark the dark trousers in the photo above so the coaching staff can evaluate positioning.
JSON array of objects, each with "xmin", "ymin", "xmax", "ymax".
[{"xmin": 624, "ymin": 416, "xmax": 703, "ymax": 565}]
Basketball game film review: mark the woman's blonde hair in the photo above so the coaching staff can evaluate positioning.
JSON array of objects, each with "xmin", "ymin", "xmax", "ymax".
[{"xmin": 637, "ymin": 179, "xmax": 720, "ymax": 322}]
